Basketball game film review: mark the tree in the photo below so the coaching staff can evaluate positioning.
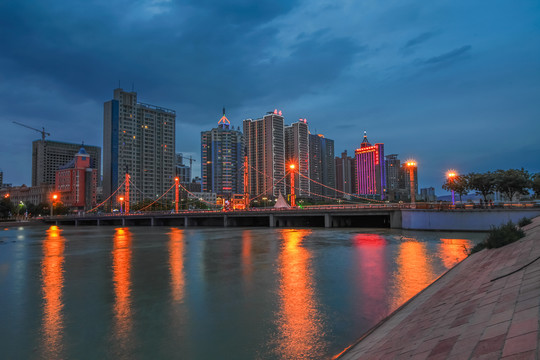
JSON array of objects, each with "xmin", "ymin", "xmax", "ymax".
[
  {"xmin": 467, "ymin": 172, "xmax": 496, "ymax": 202},
  {"xmin": 532, "ymin": 173, "xmax": 540, "ymax": 199},
  {"xmin": 0, "ymin": 197, "xmax": 13, "ymax": 219},
  {"xmin": 493, "ymin": 169, "xmax": 531, "ymax": 202},
  {"xmin": 442, "ymin": 175, "xmax": 468, "ymax": 202}
]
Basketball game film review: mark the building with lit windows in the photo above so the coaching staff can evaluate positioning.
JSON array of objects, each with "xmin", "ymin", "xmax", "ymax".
[
  {"xmin": 103, "ymin": 88, "xmax": 176, "ymax": 204},
  {"xmin": 335, "ymin": 150, "xmax": 355, "ymax": 197},
  {"xmin": 355, "ymin": 132, "xmax": 386, "ymax": 199},
  {"xmin": 400, "ymin": 161, "xmax": 418, "ymax": 200},
  {"xmin": 243, "ymin": 110, "xmax": 286, "ymax": 198},
  {"xmin": 32, "ymin": 140, "xmax": 101, "ymax": 187},
  {"xmin": 201, "ymin": 110, "xmax": 243, "ymax": 196},
  {"xmin": 309, "ymin": 133, "xmax": 335, "ymax": 198},
  {"xmin": 55, "ymin": 146, "xmax": 98, "ymax": 211},
  {"xmin": 175, "ymin": 153, "xmax": 192, "ymax": 183},
  {"xmin": 285, "ymin": 119, "xmax": 310, "ymax": 197}
]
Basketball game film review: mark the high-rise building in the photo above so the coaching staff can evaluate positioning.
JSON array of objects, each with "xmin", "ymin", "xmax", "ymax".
[
  {"xmin": 400, "ymin": 162, "xmax": 418, "ymax": 199},
  {"xmin": 420, "ymin": 187, "xmax": 436, "ymax": 202},
  {"xmin": 55, "ymin": 146, "xmax": 98, "ymax": 211},
  {"xmin": 309, "ymin": 133, "xmax": 335, "ymax": 198},
  {"xmin": 175, "ymin": 153, "xmax": 192, "ymax": 183},
  {"xmin": 103, "ymin": 88, "xmax": 176, "ymax": 204},
  {"xmin": 285, "ymin": 119, "xmax": 310, "ymax": 197},
  {"xmin": 355, "ymin": 132, "xmax": 386, "ymax": 199},
  {"xmin": 201, "ymin": 110, "xmax": 243, "ymax": 195},
  {"xmin": 335, "ymin": 150, "xmax": 355, "ymax": 197},
  {"xmin": 32, "ymin": 140, "xmax": 101, "ymax": 186},
  {"xmin": 243, "ymin": 110, "xmax": 286, "ymax": 198},
  {"xmin": 385, "ymin": 154, "xmax": 401, "ymax": 191}
]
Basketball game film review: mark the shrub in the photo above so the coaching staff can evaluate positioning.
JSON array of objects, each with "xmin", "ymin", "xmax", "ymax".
[
  {"xmin": 468, "ymin": 241, "xmax": 487, "ymax": 255},
  {"xmin": 485, "ymin": 221, "xmax": 525, "ymax": 249},
  {"xmin": 518, "ymin": 217, "xmax": 532, "ymax": 227}
]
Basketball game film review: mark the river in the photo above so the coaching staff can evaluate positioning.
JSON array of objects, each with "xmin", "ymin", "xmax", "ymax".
[{"xmin": 0, "ymin": 225, "xmax": 484, "ymax": 359}]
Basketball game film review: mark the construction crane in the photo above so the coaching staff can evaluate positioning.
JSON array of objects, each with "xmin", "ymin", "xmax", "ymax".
[
  {"xmin": 184, "ymin": 155, "xmax": 196, "ymax": 168},
  {"xmin": 13, "ymin": 121, "xmax": 50, "ymax": 142}
]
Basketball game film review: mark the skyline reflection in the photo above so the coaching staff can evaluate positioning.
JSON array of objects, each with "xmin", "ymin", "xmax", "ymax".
[
  {"xmin": 40, "ymin": 225, "xmax": 66, "ymax": 359},
  {"xmin": 274, "ymin": 229, "xmax": 326, "ymax": 359},
  {"xmin": 241, "ymin": 230, "xmax": 253, "ymax": 284},
  {"xmin": 112, "ymin": 227, "xmax": 133, "ymax": 356}
]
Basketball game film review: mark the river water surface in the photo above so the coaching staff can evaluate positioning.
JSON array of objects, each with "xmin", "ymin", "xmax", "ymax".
[{"xmin": 0, "ymin": 225, "xmax": 484, "ymax": 359}]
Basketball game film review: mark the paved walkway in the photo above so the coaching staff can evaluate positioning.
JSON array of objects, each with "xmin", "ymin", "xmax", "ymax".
[{"xmin": 339, "ymin": 217, "xmax": 540, "ymax": 359}]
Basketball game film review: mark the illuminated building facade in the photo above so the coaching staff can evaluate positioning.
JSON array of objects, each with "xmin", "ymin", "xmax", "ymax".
[
  {"xmin": 32, "ymin": 140, "xmax": 101, "ymax": 187},
  {"xmin": 355, "ymin": 132, "xmax": 386, "ymax": 199},
  {"xmin": 201, "ymin": 110, "xmax": 243, "ymax": 195},
  {"xmin": 335, "ymin": 150, "xmax": 356, "ymax": 197},
  {"xmin": 285, "ymin": 119, "xmax": 310, "ymax": 197},
  {"xmin": 243, "ymin": 110, "xmax": 286, "ymax": 198},
  {"xmin": 309, "ymin": 133, "xmax": 335, "ymax": 197},
  {"xmin": 103, "ymin": 88, "xmax": 176, "ymax": 204},
  {"xmin": 55, "ymin": 147, "xmax": 98, "ymax": 211},
  {"xmin": 400, "ymin": 162, "xmax": 418, "ymax": 200}
]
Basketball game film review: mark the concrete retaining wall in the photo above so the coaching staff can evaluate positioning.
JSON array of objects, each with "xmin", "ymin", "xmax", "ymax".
[{"xmin": 401, "ymin": 209, "xmax": 540, "ymax": 231}]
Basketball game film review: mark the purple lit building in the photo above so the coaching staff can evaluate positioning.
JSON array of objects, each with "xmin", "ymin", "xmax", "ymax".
[{"xmin": 355, "ymin": 132, "xmax": 386, "ymax": 199}]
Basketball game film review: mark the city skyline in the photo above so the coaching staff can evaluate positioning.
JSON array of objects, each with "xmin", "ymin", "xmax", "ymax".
[{"xmin": 1, "ymin": 1, "xmax": 539, "ymax": 191}]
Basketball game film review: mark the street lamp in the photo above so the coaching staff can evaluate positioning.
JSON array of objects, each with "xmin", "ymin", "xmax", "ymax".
[
  {"xmin": 50, "ymin": 193, "xmax": 59, "ymax": 216},
  {"xmin": 289, "ymin": 163, "xmax": 296, "ymax": 207},
  {"xmin": 119, "ymin": 196, "xmax": 124, "ymax": 214},
  {"xmin": 406, "ymin": 161, "xmax": 417, "ymax": 206},
  {"xmin": 447, "ymin": 171, "xmax": 457, "ymax": 206}
]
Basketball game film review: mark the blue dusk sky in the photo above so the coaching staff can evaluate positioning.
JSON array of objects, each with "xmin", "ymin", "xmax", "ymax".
[{"xmin": 1, "ymin": 0, "xmax": 539, "ymax": 192}]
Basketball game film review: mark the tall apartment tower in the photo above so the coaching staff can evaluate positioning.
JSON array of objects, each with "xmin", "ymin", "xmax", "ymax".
[
  {"xmin": 335, "ymin": 150, "xmax": 355, "ymax": 197},
  {"xmin": 285, "ymin": 119, "xmax": 310, "ymax": 197},
  {"xmin": 175, "ymin": 153, "xmax": 192, "ymax": 183},
  {"xmin": 201, "ymin": 110, "xmax": 243, "ymax": 195},
  {"xmin": 243, "ymin": 110, "xmax": 286, "ymax": 198},
  {"xmin": 355, "ymin": 132, "xmax": 386, "ymax": 199},
  {"xmin": 400, "ymin": 162, "xmax": 418, "ymax": 199},
  {"xmin": 385, "ymin": 154, "xmax": 401, "ymax": 191},
  {"xmin": 103, "ymin": 88, "xmax": 176, "ymax": 203},
  {"xmin": 309, "ymin": 133, "xmax": 336, "ymax": 198},
  {"xmin": 32, "ymin": 140, "xmax": 101, "ymax": 186}
]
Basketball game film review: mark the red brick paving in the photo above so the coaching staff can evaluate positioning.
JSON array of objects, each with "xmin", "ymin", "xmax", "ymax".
[{"xmin": 339, "ymin": 216, "xmax": 540, "ymax": 360}]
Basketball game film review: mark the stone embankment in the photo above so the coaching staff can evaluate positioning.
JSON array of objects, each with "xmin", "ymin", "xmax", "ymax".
[{"xmin": 339, "ymin": 216, "xmax": 540, "ymax": 359}]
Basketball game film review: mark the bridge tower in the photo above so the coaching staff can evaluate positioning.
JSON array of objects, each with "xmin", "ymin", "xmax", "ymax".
[
  {"xmin": 289, "ymin": 164, "xmax": 296, "ymax": 207},
  {"xmin": 175, "ymin": 176, "xmax": 179, "ymax": 213},
  {"xmin": 244, "ymin": 151, "xmax": 249, "ymax": 209}
]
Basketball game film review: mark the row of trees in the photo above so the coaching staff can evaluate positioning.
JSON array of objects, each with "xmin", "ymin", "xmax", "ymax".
[
  {"xmin": 442, "ymin": 169, "xmax": 540, "ymax": 202},
  {"xmin": 0, "ymin": 198, "xmax": 70, "ymax": 219}
]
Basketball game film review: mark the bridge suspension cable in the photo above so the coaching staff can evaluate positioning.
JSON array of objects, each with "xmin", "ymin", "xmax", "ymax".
[{"xmin": 87, "ymin": 178, "xmax": 127, "ymax": 213}]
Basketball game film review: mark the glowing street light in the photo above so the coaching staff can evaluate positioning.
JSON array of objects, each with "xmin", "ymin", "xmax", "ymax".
[
  {"xmin": 289, "ymin": 163, "xmax": 296, "ymax": 207},
  {"xmin": 447, "ymin": 171, "xmax": 457, "ymax": 206},
  {"xmin": 406, "ymin": 161, "xmax": 417, "ymax": 205},
  {"xmin": 50, "ymin": 193, "xmax": 59, "ymax": 216},
  {"xmin": 119, "ymin": 196, "xmax": 125, "ymax": 214}
]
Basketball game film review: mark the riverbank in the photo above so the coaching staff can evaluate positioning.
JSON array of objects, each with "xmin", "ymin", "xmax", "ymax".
[
  {"xmin": 0, "ymin": 220, "xmax": 44, "ymax": 228},
  {"xmin": 338, "ymin": 216, "xmax": 540, "ymax": 359}
]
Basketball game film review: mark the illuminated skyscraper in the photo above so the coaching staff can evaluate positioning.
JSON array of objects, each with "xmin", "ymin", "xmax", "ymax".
[
  {"xmin": 201, "ymin": 110, "xmax": 243, "ymax": 195},
  {"xmin": 103, "ymin": 88, "xmax": 176, "ymax": 203},
  {"xmin": 355, "ymin": 132, "xmax": 386, "ymax": 199},
  {"xmin": 309, "ymin": 133, "xmax": 335, "ymax": 198},
  {"xmin": 243, "ymin": 110, "xmax": 286, "ymax": 198},
  {"xmin": 285, "ymin": 119, "xmax": 310, "ymax": 197},
  {"xmin": 385, "ymin": 154, "xmax": 401, "ymax": 191}
]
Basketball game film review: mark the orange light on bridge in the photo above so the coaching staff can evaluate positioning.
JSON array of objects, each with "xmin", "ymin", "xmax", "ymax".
[{"xmin": 289, "ymin": 164, "xmax": 296, "ymax": 170}]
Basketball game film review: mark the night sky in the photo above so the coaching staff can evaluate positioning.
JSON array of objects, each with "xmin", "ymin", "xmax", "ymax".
[{"xmin": 1, "ymin": 0, "xmax": 539, "ymax": 192}]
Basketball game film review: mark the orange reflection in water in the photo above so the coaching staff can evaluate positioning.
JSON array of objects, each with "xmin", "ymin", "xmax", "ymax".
[
  {"xmin": 41, "ymin": 225, "xmax": 66, "ymax": 359},
  {"xmin": 275, "ymin": 229, "xmax": 326, "ymax": 359},
  {"xmin": 168, "ymin": 228, "xmax": 185, "ymax": 303},
  {"xmin": 391, "ymin": 240, "xmax": 434, "ymax": 310},
  {"xmin": 112, "ymin": 227, "xmax": 133, "ymax": 350},
  {"xmin": 353, "ymin": 234, "xmax": 388, "ymax": 320},
  {"xmin": 242, "ymin": 230, "xmax": 253, "ymax": 281},
  {"xmin": 439, "ymin": 238, "xmax": 472, "ymax": 269}
]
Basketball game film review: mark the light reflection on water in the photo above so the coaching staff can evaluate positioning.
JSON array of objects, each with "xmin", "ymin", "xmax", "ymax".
[
  {"xmin": 0, "ymin": 226, "xmax": 483, "ymax": 360},
  {"xmin": 40, "ymin": 225, "xmax": 65, "ymax": 359}
]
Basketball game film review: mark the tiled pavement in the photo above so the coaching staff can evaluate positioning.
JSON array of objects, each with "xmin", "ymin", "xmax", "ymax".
[{"xmin": 339, "ymin": 217, "xmax": 540, "ymax": 360}]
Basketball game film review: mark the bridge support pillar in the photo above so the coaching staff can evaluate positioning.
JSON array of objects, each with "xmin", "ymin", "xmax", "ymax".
[
  {"xmin": 324, "ymin": 214, "xmax": 332, "ymax": 228},
  {"xmin": 269, "ymin": 214, "xmax": 275, "ymax": 227},
  {"xmin": 390, "ymin": 211, "xmax": 402, "ymax": 229},
  {"xmin": 224, "ymin": 215, "xmax": 228, "ymax": 227},
  {"xmin": 97, "ymin": 219, "xmax": 100, "ymax": 226},
  {"xmin": 74, "ymin": 220, "xmax": 79, "ymax": 226},
  {"xmin": 122, "ymin": 218, "xmax": 125, "ymax": 227},
  {"xmin": 151, "ymin": 217, "xmax": 155, "ymax": 226},
  {"xmin": 184, "ymin": 217, "xmax": 189, "ymax": 227}
]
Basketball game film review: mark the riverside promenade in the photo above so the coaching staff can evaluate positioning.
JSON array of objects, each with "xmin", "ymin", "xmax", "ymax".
[{"xmin": 339, "ymin": 216, "xmax": 540, "ymax": 359}]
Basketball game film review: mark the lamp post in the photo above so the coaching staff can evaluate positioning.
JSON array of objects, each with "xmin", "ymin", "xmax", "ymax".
[
  {"xmin": 406, "ymin": 161, "xmax": 417, "ymax": 206},
  {"xmin": 50, "ymin": 193, "xmax": 58, "ymax": 217},
  {"xmin": 289, "ymin": 163, "xmax": 296, "ymax": 207},
  {"xmin": 174, "ymin": 177, "xmax": 179, "ymax": 213},
  {"xmin": 447, "ymin": 171, "xmax": 457, "ymax": 206},
  {"xmin": 119, "ymin": 196, "xmax": 124, "ymax": 214}
]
